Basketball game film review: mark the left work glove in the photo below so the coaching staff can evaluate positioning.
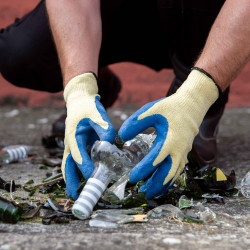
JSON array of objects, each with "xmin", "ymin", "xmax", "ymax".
[
  {"xmin": 118, "ymin": 69, "xmax": 219, "ymax": 199},
  {"xmin": 62, "ymin": 73, "xmax": 116, "ymax": 200}
]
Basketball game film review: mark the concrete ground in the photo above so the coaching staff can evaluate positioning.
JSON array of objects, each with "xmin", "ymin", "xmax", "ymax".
[{"xmin": 0, "ymin": 105, "xmax": 249, "ymax": 250}]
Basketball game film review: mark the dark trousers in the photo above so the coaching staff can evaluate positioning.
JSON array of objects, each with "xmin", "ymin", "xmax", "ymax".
[{"xmin": 0, "ymin": 0, "xmax": 225, "ymax": 93}]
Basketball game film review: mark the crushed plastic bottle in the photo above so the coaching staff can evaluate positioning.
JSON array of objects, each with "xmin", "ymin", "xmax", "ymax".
[
  {"xmin": 241, "ymin": 171, "xmax": 250, "ymax": 198},
  {"xmin": 72, "ymin": 133, "xmax": 156, "ymax": 220},
  {"xmin": 0, "ymin": 145, "xmax": 30, "ymax": 165}
]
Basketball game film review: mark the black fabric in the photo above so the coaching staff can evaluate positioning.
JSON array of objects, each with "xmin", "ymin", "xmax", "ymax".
[
  {"xmin": 167, "ymin": 53, "xmax": 191, "ymax": 96},
  {"xmin": 0, "ymin": 0, "xmax": 225, "ymax": 93},
  {"xmin": 0, "ymin": 1, "xmax": 62, "ymax": 92},
  {"xmin": 157, "ymin": 0, "xmax": 226, "ymax": 66}
]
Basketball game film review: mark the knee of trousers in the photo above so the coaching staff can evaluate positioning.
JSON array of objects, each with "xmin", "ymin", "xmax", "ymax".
[
  {"xmin": 0, "ymin": 32, "xmax": 25, "ymax": 75},
  {"xmin": 0, "ymin": 33, "xmax": 9, "ymax": 73},
  {"xmin": 0, "ymin": 0, "xmax": 63, "ymax": 93},
  {"xmin": 0, "ymin": 31, "xmax": 33, "ymax": 88},
  {"xmin": 0, "ymin": 32, "xmax": 62, "ymax": 93}
]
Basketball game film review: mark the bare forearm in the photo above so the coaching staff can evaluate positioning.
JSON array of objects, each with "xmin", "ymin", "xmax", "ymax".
[
  {"xmin": 46, "ymin": 0, "xmax": 101, "ymax": 86},
  {"xmin": 195, "ymin": 0, "xmax": 250, "ymax": 91}
]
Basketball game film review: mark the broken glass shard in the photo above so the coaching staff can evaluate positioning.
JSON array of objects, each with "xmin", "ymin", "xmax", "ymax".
[
  {"xmin": 178, "ymin": 195, "xmax": 193, "ymax": 210},
  {"xmin": 92, "ymin": 207, "xmax": 145, "ymax": 216},
  {"xmin": 241, "ymin": 171, "xmax": 250, "ymax": 198},
  {"xmin": 102, "ymin": 173, "xmax": 129, "ymax": 203},
  {"xmin": 196, "ymin": 202, "xmax": 216, "ymax": 222},
  {"xmin": 147, "ymin": 204, "xmax": 203, "ymax": 223},
  {"xmin": 89, "ymin": 208, "xmax": 147, "ymax": 228},
  {"xmin": 89, "ymin": 218, "xmax": 119, "ymax": 228},
  {"xmin": 0, "ymin": 197, "xmax": 21, "ymax": 224},
  {"xmin": 147, "ymin": 204, "xmax": 177, "ymax": 219}
]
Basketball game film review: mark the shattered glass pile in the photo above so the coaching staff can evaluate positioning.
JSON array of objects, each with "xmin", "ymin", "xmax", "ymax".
[
  {"xmin": 73, "ymin": 133, "xmax": 156, "ymax": 219},
  {"xmin": 0, "ymin": 133, "xmax": 243, "ymax": 227}
]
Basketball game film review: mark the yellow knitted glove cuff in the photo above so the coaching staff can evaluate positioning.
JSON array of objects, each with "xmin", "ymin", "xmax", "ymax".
[
  {"xmin": 176, "ymin": 69, "xmax": 219, "ymax": 117},
  {"xmin": 64, "ymin": 73, "xmax": 99, "ymax": 102}
]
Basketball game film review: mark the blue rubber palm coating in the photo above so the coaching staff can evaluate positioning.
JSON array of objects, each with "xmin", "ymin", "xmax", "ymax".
[{"xmin": 118, "ymin": 98, "xmax": 173, "ymax": 198}]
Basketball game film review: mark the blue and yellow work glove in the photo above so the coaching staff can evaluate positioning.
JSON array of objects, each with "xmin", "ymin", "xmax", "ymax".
[
  {"xmin": 62, "ymin": 72, "xmax": 116, "ymax": 200},
  {"xmin": 118, "ymin": 68, "xmax": 220, "ymax": 199}
]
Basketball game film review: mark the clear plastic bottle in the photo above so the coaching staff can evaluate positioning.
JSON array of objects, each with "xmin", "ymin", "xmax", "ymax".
[
  {"xmin": 241, "ymin": 171, "xmax": 250, "ymax": 198},
  {"xmin": 72, "ymin": 133, "xmax": 156, "ymax": 220},
  {"xmin": 0, "ymin": 145, "xmax": 30, "ymax": 165}
]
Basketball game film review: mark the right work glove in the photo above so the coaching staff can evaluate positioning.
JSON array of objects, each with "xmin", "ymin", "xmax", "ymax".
[
  {"xmin": 118, "ymin": 68, "xmax": 220, "ymax": 199},
  {"xmin": 62, "ymin": 72, "xmax": 116, "ymax": 200}
]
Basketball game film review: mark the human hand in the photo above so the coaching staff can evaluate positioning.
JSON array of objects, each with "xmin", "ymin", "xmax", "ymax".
[
  {"xmin": 118, "ymin": 69, "xmax": 219, "ymax": 199},
  {"xmin": 62, "ymin": 73, "xmax": 115, "ymax": 200}
]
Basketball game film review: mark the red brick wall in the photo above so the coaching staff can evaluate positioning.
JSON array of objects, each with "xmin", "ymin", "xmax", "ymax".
[{"xmin": 0, "ymin": 0, "xmax": 249, "ymax": 107}]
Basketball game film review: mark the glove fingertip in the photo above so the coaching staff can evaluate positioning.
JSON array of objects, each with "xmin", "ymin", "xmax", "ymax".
[
  {"xmin": 139, "ymin": 179, "xmax": 155, "ymax": 199},
  {"xmin": 82, "ymin": 164, "xmax": 94, "ymax": 180},
  {"xmin": 119, "ymin": 98, "xmax": 165, "ymax": 141},
  {"xmin": 118, "ymin": 123, "xmax": 140, "ymax": 141},
  {"xmin": 139, "ymin": 157, "xmax": 173, "ymax": 199},
  {"xmin": 139, "ymin": 181, "xmax": 149, "ymax": 194},
  {"xmin": 66, "ymin": 186, "xmax": 80, "ymax": 201},
  {"xmin": 77, "ymin": 157, "xmax": 95, "ymax": 180},
  {"xmin": 140, "ymin": 181, "xmax": 170, "ymax": 200},
  {"xmin": 129, "ymin": 167, "xmax": 143, "ymax": 184}
]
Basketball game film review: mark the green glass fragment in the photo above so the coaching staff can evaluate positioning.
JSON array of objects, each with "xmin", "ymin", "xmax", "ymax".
[
  {"xmin": 0, "ymin": 197, "xmax": 21, "ymax": 224},
  {"xmin": 178, "ymin": 196, "xmax": 193, "ymax": 210},
  {"xmin": 24, "ymin": 180, "xmax": 34, "ymax": 186}
]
